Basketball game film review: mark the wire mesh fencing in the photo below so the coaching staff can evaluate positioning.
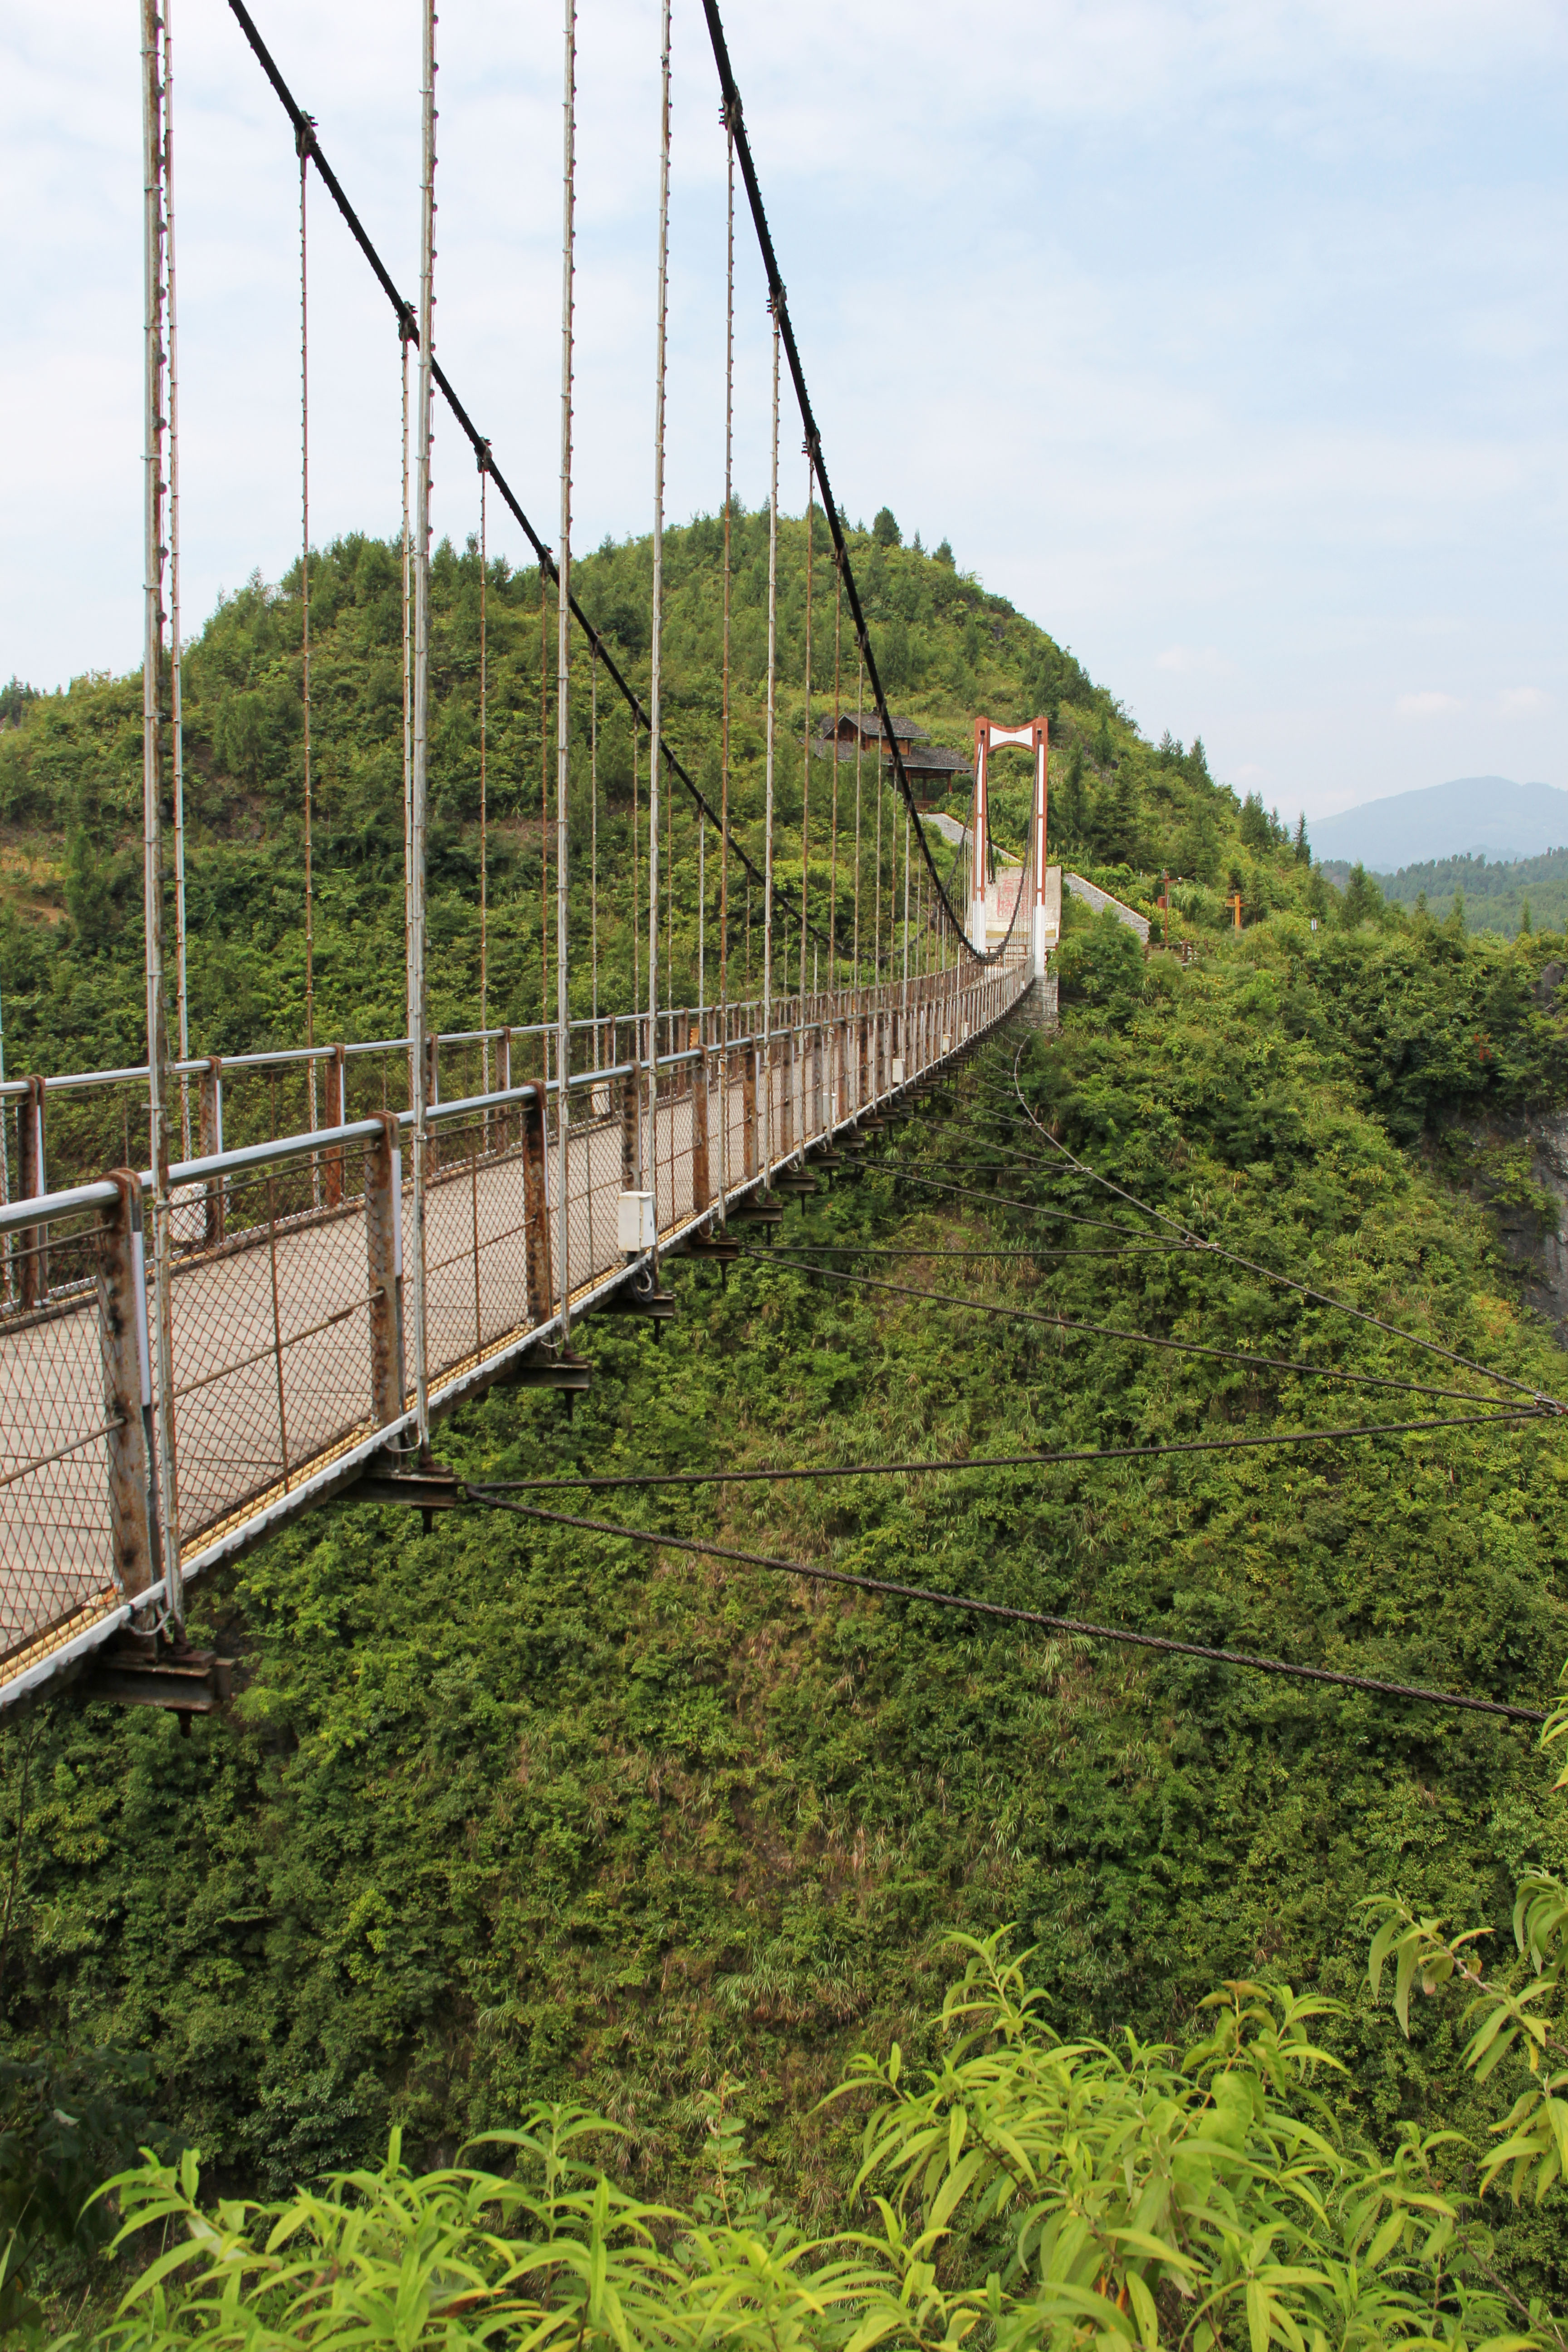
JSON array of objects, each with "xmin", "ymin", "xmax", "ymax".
[
  {"xmin": 0, "ymin": 964, "xmax": 1032, "ymax": 1700},
  {"xmin": 0, "ymin": 1181, "xmax": 151, "ymax": 1678}
]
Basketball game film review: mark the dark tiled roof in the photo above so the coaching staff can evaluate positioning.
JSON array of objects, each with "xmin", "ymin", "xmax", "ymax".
[
  {"xmin": 901, "ymin": 746, "xmax": 971, "ymax": 772},
  {"xmin": 816, "ymin": 710, "xmax": 928, "ymax": 744}
]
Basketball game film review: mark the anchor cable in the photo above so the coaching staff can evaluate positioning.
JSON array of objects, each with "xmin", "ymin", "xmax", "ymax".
[{"xmin": 460, "ymin": 1493, "xmax": 1548, "ymax": 1724}]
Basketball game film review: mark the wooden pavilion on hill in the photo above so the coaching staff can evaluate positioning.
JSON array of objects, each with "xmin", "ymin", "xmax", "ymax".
[{"xmin": 814, "ymin": 710, "xmax": 972, "ymax": 804}]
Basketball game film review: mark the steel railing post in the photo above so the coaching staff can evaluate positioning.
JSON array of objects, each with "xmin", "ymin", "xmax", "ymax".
[
  {"xmin": 742, "ymin": 1042, "xmax": 758, "ymax": 1179},
  {"xmin": 621, "ymin": 1065, "xmax": 638, "ymax": 1190},
  {"xmin": 365, "ymin": 1113, "xmax": 406, "ymax": 1426},
  {"xmin": 98, "ymin": 1170, "xmax": 161, "ymax": 1599},
  {"xmin": 17, "ymin": 1076, "xmax": 46, "ymax": 1308},
  {"xmin": 522, "ymin": 1084, "xmax": 554, "ymax": 1324},
  {"xmin": 324, "ymin": 1043, "xmax": 347, "ymax": 1207},
  {"xmin": 199, "ymin": 1055, "xmax": 225, "ymax": 1246},
  {"xmin": 693, "ymin": 1042, "xmax": 710, "ymax": 1211}
]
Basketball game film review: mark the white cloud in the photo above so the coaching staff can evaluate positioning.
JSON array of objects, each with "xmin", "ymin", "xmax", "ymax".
[
  {"xmin": 1394, "ymin": 691, "xmax": 1465, "ymax": 718},
  {"xmin": 1156, "ymin": 645, "xmax": 1234, "ymax": 675},
  {"xmin": 4, "ymin": 0, "xmax": 1568, "ymax": 821}
]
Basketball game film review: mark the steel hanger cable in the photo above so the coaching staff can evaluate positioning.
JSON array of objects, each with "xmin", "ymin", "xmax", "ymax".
[
  {"xmin": 223, "ymin": 0, "xmax": 827, "ymax": 951},
  {"xmin": 698, "ymin": 0, "xmax": 1002, "ymax": 961}
]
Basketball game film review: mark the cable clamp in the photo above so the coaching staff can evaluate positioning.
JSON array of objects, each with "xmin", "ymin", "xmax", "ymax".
[{"xmin": 295, "ymin": 113, "xmax": 318, "ymax": 162}]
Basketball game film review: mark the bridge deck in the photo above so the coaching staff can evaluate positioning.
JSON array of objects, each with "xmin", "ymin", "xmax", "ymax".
[{"xmin": 0, "ymin": 968, "xmax": 1028, "ymax": 1708}]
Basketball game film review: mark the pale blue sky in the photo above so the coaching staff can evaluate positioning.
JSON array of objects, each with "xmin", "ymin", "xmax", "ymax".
[{"xmin": 3, "ymin": 0, "xmax": 1564, "ymax": 820}]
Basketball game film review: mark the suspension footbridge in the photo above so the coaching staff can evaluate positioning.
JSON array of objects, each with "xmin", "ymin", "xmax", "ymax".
[{"xmin": 0, "ymin": 0, "xmax": 1051, "ymax": 1714}]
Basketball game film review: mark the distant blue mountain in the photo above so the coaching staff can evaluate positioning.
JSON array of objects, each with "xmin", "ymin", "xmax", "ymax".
[{"xmin": 1310, "ymin": 778, "xmax": 1568, "ymax": 872}]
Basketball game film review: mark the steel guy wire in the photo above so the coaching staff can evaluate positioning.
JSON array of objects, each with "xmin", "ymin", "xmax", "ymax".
[
  {"xmin": 992, "ymin": 1054, "xmax": 1563, "ymax": 1411},
  {"xmin": 471, "ymin": 1406, "xmax": 1547, "ymax": 1494},
  {"xmin": 738, "ymin": 1250, "xmax": 1514, "ymax": 1406},
  {"xmin": 876, "ymin": 1168, "xmax": 1166, "ymax": 1237},
  {"xmin": 460, "ymin": 1493, "xmax": 1549, "ymax": 1725},
  {"xmin": 766, "ymin": 1244, "xmax": 1186, "ymax": 1259}
]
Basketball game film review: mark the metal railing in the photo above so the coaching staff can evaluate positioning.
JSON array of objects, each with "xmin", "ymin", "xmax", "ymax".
[{"xmin": 0, "ymin": 960, "xmax": 1031, "ymax": 1709}]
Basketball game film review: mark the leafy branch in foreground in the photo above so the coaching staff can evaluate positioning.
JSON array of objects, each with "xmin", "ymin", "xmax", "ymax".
[
  {"xmin": 1367, "ymin": 1674, "xmax": 1568, "ymax": 2214},
  {"xmin": 52, "ymin": 1675, "xmax": 1568, "ymax": 2352}
]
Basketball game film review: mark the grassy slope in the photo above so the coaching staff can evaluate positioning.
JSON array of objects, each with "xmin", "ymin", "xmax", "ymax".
[{"xmin": 4, "ymin": 525, "xmax": 1568, "ymax": 2293}]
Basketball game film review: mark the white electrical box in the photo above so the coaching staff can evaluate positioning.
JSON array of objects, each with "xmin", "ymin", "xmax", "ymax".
[
  {"xmin": 890, "ymin": 1057, "xmax": 905, "ymax": 1087},
  {"xmin": 940, "ymin": 1033, "xmax": 951, "ymax": 1055},
  {"xmin": 617, "ymin": 1191, "xmax": 656, "ymax": 1253}
]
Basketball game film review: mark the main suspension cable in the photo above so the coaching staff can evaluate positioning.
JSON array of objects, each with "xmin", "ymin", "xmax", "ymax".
[
  {"xmin": 222, "ymin": 0, "xmax": 823, "ymax": 950},
  {"xmin": 696, "ymin": 0, "xmax": 983, "ymax": 957},
  {"xmin": 461, "ymin": 1493, "xmax": 1548, "ymax": 1724}
]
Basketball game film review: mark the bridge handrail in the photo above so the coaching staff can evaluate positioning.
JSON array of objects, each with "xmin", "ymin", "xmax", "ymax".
[
  {"xmin": 4, "ymin": 1009, "xmax": 925, "ymax": 1212},
  {"xmin": 0, "ymin": 1179, "xmax": 120, "ymax": 1239},
  {"xmin": 0, "ymin": 985, "xmax": 944, "ymax": 1102}
]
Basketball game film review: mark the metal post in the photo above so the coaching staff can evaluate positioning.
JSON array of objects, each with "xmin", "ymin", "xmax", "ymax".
[
  {"xmin": 99, "ymin": 1171, "xmax": 160, "ymax": 1600},
  {"xmin": 1032, "ymin": 716, "xmax": 1051, "ymax": 978},
  {"xmin": 0, "ymin": 977, "xmax": 10, "ymax": 1303},
  {"xmin": 16, "ymin": 1078, "xmax": 45, "ymax": 1310},
  {"xmin": 365, "ymin": 1114, "xmax": 405, "ymax": 1427},
  {"xmin": 693, "ymin": 1043, "xmax": 710, "ymax": 1211},
  {"xmin": 200, "ymin": 1056, "xmax": 224, "ymax": 1245},
  {"xmin": 324, "ymin": 1043, "xmax": 346, "ymax": 1208},
  {"xmin": 621, "ymin": 1067, "xmax": 638, "ymax": 1191},
  {"xmin": 406, "ymin": 0, "xmax": 437, "ymax": 1450},
  {"xmin": 299, "ymin": 122, "xmax": 317, "ymax": 1152},
  {"xmin": 555, "ymin": 0, "xmax": 576, "ymax": 1342},
  {"xmin": 742, "ymin": 1042, "xmax": 758, "ymax": 1180},
  {"xmin": 521, "ymin": 1086, "xmax": 554, "ymax": 1323},
  {"xmin": 142, "ymin": 0, "xmax": 181, "ymax": 1620}
]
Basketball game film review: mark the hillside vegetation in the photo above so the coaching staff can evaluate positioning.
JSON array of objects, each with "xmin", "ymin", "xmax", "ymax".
[
  {"xmin": 1, "ymin": 510, "xmax": 1309, "ymax": 1087},
  {"xmin": 1323, "ymin": 848, "xmax": 1568, "ymax": 943},
  {"xmin": 4, "ymin": 522, "xmax": 1568, "ymax": 2341}
]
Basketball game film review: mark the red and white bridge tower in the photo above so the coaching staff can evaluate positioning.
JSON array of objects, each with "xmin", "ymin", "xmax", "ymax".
[{"xmin": 970, "ymin": 714, "xmax": 1051, "ymax": 973}]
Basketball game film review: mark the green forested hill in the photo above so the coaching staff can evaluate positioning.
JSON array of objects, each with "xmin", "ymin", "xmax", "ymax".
[
  {"xmin": 5, "ymin": 522, "xmax": 1568, "ymax": 2336},
  {"xmin": 1322, "ymin": 847, "xmax": 1568, "ymax": 941},
  {"xmin": 1, "ymin": 510, "xmax": 1308, "ymax": 1082}
]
